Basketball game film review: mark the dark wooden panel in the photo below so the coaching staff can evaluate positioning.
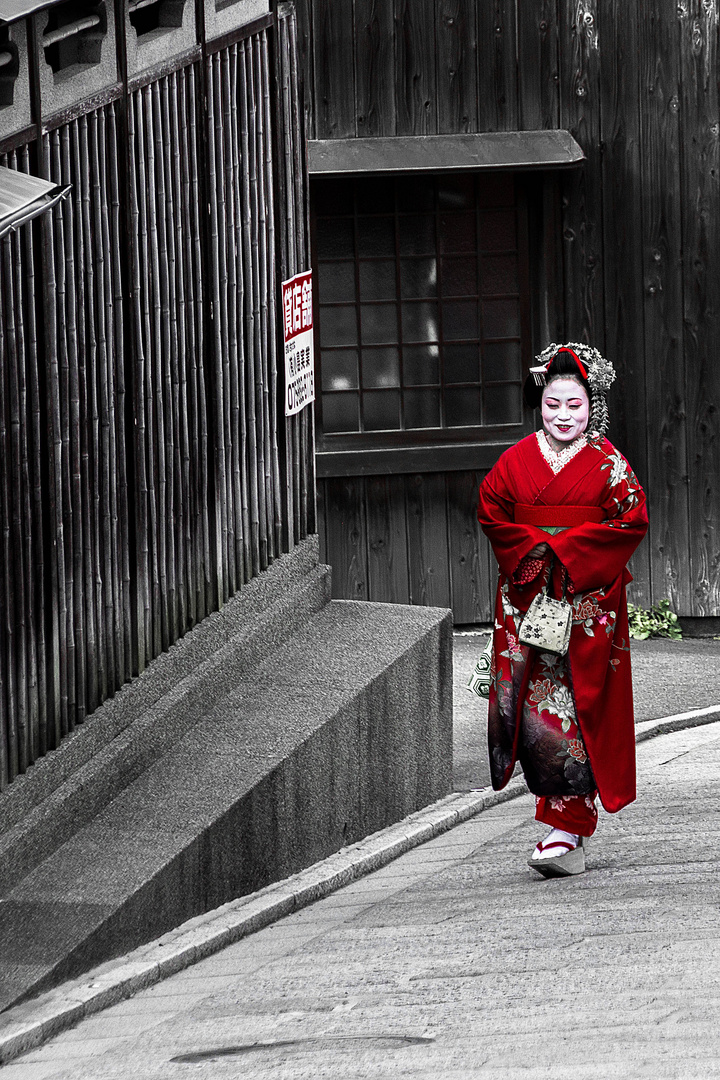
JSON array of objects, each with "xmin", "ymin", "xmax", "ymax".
[
  {"xmin": 405, "ymin": 472, "xmax": 452, "ymax": 608},
  {"xmin": 320, "ymin": 467, "xmax": 500, "ymax": 622},
  {"xmin": 543, "ymin": 178, "xmax": 564, "ymax": 346},
  {"xmin": 316, "ymin": 476, "xmax": 328, "ymax": 564},
  {"xmin": 366, "ymin": 474, "xmax": 410, "ymax": 604},
  {"xmin": 291, "ymin": 0, "xmax": 315, "ymax": 139},
  {"xmin": 312, "ymin": 0, "xmax": 356, "ymax": 139},
  {"xmin": 446, "ymin": 469, "xmax": 493, "ymax": 623},
  {"xmin": 354, "ymin": 0, "xmax": 396, "ymax": 137},
  {"xmin": 476, "ymin": 0, "xmax": 519, "ymax": 131},
  {"xmin": 638, "ymin": 0, "xmax": 691, "ymax": 614},
  {"xmin": 599, "ymin": 0, "xmax": 651, "ymax": 607},
  {"xmin": 558, "ymin": 0, "xmax": 604, "ymax": 346},
  {"xmin": 517, "ymin": 0, "xmax": 560, "ymax": 130},
  {"xmin": 323, "ymin": 475, "xmax": 369, "ymax": 600},
  {"xmin": 679, "ymin": 0, "xmax": 720, "ymax": 615},
  {"xmin": 435, "ymin": 0, "xmax": 478, "ymax": 134},
  {"xmin": 394, "ymin": 0, "xmax": 437, "ymax": 135},
  {"xmin": 520, "ymin": 170, "xmax": 564, "ymax": 358}
]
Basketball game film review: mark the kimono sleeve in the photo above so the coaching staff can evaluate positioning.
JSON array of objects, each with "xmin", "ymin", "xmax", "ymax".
[
  {"xmin": 477, "ymin": 454, "xmax": 549, "ymax": 580},
  {"xmin": 549, "ymin": 447, "xmax": 648, "ymax": 592}
]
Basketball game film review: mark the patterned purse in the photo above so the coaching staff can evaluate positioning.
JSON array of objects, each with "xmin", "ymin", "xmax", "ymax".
[{"xmin": 518, "ymin": 560, "xmax": 572, "ymax": 656}]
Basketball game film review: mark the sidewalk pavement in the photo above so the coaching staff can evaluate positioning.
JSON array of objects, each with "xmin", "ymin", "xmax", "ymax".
[
  {"xmin": 3, "ymin": 633, "xmax": 720, "ymax": 1078},
  {"xmin": 5, "ymin": 721, "xmax": 720, "ymax": 1079}
]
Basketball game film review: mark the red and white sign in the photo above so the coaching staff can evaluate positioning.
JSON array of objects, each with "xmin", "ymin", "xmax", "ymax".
[{"xmin": 282, "ymin": 270, "xmax": 314, "ymax": 417}]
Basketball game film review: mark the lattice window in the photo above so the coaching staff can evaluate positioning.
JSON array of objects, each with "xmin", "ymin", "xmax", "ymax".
[{"xmin": 314, "ymin": 173, "xmax": 528, "ymax": 442}]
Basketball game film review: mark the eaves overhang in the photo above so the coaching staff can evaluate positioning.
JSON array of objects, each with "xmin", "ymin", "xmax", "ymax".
[{"xmin": 309, "ymin": 130, "xmax": 585, "ymax": 177}]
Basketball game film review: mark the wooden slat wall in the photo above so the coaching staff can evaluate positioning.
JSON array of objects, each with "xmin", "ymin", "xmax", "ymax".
[
  {"xmin": 638, "ymin": 0, "xmax": 691, "ymax": 616},
  {"xmin": 319, "ymin": 471, "xmax": 496, "ymax": 622},
  {"xmin": 0, "ymin": 12, "xmax": 313, "ymax": 788},
  {"xmin": 680, "ymin": 1, "xmax": 720, "ymax": 614},
  {"xmin": 517, "ymin": 1, "xmax": 560, "ymax": 131},
  {"xmin": 396, "ymin": 0, "xmax": 437, "ymax": 136},
  {"xmin": 558, "ymin": 1, "xmax": 604, "ymax": 349},
  {"xmin": 435, "ymin": 0, "xmax": 477, "ymax": 135},
  {"xmin": 477, "ymin": 0, "xmax": 517, "ymax": 132},
  {"xmin": 354, "ymin": 0, "xmax": 395, "ymax": 137},
  {"xmin": 366, "ymin": 475, "xmax": 410, "ymax": 606},
  {"xmin": 599, "ymin": 0, "xmax": 650, "ymax": 606},
  {"xmin": 313, "ymin": 0, "xmax": 355, "ymax": 140},
  {"xmin": 303, "ymin": 0, "xmax": 720, "ymax": 617}
]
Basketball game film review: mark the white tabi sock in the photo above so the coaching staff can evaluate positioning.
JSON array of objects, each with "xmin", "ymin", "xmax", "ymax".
[{"xmin": 531, "ymin": 827, "xmax": 580, "ymax": 861}]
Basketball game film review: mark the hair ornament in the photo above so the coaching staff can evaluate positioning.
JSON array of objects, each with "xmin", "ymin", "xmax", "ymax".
[
  {"xmin": 533, "ymin": 341, "xmax": 616, "ymax": 440},
  {"xmin": 528, "ymin": 362, "xmax": 550, "ymax": 387}
]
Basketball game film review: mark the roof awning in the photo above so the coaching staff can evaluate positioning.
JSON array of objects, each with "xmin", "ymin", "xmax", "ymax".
[
  {"xmin": 0, "ymin": 166, "xmax": 70, "ymax": 239},
  {"xmin": 0, "ymin": 0, "xmax": 64, "ymax": 22},
  {"xmin": 309, "ymin": 130, "xmax": 584, "ymax": 177}
]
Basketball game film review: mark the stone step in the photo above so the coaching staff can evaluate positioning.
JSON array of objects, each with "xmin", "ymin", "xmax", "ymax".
[
  {"xmin": 0, "ymin": 599, "xmax": 452, "ymax": 1013},
  {"xmin": 0, "ymin": 538, "xmax": 329, "ymax": 898}
]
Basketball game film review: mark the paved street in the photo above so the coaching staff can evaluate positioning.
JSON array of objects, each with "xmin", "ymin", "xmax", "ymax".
[{"xmin": 5, "ymin": 717, "xmax": 720, "ymax": 1079}]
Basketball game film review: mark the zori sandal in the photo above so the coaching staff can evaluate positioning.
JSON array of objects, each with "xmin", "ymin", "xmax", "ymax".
[{"xmin": 528, "ymin": 836, "xmax": 586, "ymax": 878}]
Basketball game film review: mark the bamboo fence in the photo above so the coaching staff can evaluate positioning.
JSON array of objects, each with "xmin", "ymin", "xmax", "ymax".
[{"xmin": 0, "ymin": 8, "xmax": 312, "ymax": 789}]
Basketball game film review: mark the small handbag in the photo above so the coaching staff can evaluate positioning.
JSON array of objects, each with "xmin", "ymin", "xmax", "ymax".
[
  {"xmin": 466, "ymin": 636, "xmax": 493, "ymax": 699},
  {"xmin": 518, "ymin": 559, "xmax": 572, "ymax": 656}
]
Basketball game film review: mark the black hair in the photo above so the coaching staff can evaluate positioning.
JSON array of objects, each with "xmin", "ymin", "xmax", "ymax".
[{"xmin": 523, "ymin": 348, "xmax": 591, "ymax": 410}]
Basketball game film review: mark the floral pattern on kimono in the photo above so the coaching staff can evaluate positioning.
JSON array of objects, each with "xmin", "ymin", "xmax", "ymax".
[{"xmin": 520, "ymin": 649, "xmax": 595, "ymax": 797}]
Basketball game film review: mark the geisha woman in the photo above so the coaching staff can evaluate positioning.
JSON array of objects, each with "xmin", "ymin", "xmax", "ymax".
[{"xmin": 477, "ymin": 344, "xmax": 648, "ymax": 877}]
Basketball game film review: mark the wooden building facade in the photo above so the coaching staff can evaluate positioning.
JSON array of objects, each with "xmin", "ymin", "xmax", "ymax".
[
  {"xmin": 300, "ymin": 0, "xmax": 720, "ymax": 623},
  {"xmin": 0, "ymin": 0, "xmax": 313, "ymax": 787}
]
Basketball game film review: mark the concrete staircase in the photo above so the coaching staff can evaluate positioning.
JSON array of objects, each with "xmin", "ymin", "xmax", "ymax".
[{"xmin": 0, "ymin": 538, "xmax": 452, "ymax": 1011}]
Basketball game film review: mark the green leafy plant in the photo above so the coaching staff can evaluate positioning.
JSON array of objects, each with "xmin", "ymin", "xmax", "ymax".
[{"xmin": 627, "ymin": 599, "xmax": 682, "ymax": 640}]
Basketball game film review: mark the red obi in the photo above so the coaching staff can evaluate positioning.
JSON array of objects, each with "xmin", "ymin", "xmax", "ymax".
[{"xmin": 514, "ymin": 504, "xmax": 606, "ymax": 527}]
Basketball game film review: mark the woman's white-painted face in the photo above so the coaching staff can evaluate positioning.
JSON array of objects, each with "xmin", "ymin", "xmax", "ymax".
[{"xmin": 541, "ymin": 377, "xmax": 590, "ymax": 444}]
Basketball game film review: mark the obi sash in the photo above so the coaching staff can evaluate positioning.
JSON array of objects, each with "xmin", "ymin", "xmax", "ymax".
[{"xmin": 514, "ymin": 504, "xmax": 605, "ymax": 527}]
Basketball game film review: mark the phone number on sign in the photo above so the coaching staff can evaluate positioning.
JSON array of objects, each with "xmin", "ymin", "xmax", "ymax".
[{"xmin": 287, "ymin": 369, "xmax": 314, "ymax": 414}]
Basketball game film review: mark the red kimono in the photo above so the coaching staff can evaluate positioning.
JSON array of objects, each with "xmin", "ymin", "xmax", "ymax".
[{"xmin": 477, "ymin": 433, "xmax": 649, "ymax": 827}]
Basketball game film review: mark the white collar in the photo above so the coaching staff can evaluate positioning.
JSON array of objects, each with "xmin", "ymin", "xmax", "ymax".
[{"xmin": 536, "ymin": 430, "xmax": 587, "ymax": 475}]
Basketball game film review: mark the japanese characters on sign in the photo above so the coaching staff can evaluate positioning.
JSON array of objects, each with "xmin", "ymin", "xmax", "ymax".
[{"xmin": 282, "ymin": 270, "xmax": 314, "ymax": 417}]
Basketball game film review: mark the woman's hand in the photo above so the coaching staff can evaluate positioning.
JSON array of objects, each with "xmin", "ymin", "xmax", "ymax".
[{"xmin": 526, "ymin": 543, "xmax": 550, "ymax": 559}]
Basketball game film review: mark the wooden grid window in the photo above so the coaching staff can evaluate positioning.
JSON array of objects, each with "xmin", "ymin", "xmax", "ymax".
[{"xmin": 314, "ymin": 173, "xmax": 528, "ymax": 441}]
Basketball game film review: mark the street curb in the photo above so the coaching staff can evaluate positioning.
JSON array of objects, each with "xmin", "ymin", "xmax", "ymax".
[
  {"xmin": 635, "ymin": 704, "xmax": 720, "ymax": 742},
  {"xmin": 3, "ymin": 705, "xmax": 720, "ymax": 1066}
]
